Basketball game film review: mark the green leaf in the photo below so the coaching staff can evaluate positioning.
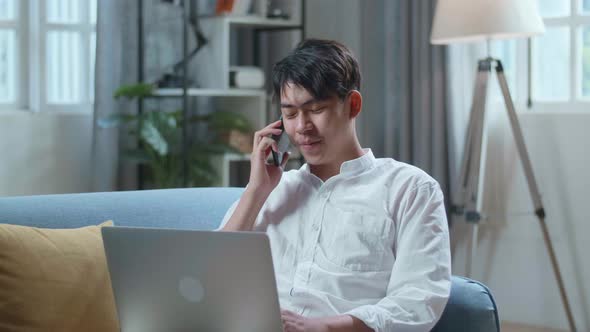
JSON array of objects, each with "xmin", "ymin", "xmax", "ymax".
[
  {"xmin": 140, "ymin": 121, "xmax": 168, "ymax": 156},
  {"xmin": 208, "ymin": 111, "xmax": 253, "ymax": 133},
  {"xmin": 166, "ymin": 115, "xmax": 177, "ymax": 128},
  {"xmin": 186, "ymin": 114, "xmax": 210, "ymax": 123},
  {"xmin": 114, "ymin": 83, "xmax": 154, "ymax": 99},
  {"xmin": 171, "ymin": 109, "xmax": 184, "ymax": 121},
  {"xmin": 148, "ymin": 111, "xmax": 178, "ymax": 130},
  {"xmin": 159, "ymin": 112, "xmax": 178, "ymax": 129}
]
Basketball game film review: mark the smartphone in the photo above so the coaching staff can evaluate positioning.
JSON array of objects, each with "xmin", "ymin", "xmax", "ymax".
[{"xmin": 270, "ymin": 117, "xmax": 290, "ymax": 167}]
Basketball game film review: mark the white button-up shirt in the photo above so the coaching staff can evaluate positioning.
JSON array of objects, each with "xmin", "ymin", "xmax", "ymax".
[{"xmin": 219, "ymin": 149, "xmax": 451, "ymax": 332}]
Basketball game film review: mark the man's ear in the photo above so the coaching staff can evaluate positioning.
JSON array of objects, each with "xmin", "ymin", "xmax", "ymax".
[{"xmin": 348, "ymin": 90, "xmax": 362, "ymax": 118}]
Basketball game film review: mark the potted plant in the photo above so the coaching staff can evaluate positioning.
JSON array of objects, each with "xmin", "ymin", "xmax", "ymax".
[{"xmin": 98, "ymin": 83, "xmax": 253, "ymax": 188}]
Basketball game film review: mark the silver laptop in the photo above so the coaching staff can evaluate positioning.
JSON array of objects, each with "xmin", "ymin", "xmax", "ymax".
[{"xmin": 102, "ymin": 227, "xmax": 283, "ymax": 332}]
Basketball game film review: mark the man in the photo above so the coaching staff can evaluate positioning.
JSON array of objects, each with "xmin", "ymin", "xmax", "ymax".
[{"xmin": 219, "ymin": 39, "xmax": 451, "ymax": 332}]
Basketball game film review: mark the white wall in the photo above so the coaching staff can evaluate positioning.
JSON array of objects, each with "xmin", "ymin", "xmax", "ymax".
[
  {"xmin": 451, "ymin": 110, "xmax": 590, "ymax": 330},
  {"xmin": 0, "ymin": 111, "xmax": 93, "ymax": 196}
]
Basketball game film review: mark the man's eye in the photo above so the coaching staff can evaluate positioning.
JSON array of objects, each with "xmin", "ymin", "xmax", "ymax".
[
  {"xmin": 311, "ymin": 107, "xmax": 325, "ymax": 114},
  {"xmin": 284, "ymin": 113, "xmax": 297, "ymax": 119}
]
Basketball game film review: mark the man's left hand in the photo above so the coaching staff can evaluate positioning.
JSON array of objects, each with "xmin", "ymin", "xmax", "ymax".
[{"xmin": 281, "ymin": 310, "xmax": 329, "ymax": 332}]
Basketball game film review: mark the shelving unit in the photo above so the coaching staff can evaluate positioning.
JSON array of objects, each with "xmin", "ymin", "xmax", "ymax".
[
  {"xmin": 137, "ymin": 0, "xmax": 305, "ymax": 188},
  {"xmin": 193, "ymin": 16, "xmax": 303, "ymax": 90},
  {"xmin": 212, "ymin": 153, "xmax": 251, "ymax": 187}
]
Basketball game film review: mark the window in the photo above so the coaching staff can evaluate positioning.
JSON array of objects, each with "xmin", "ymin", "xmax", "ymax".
[
  {"xmin": 532, "ymin": 0, "xmax": 590, "ymax": 111},
  {"xmin": 0, "ymin": 0, "xmax": 17, "ymax": 104},
  {"xmin": 486, "ymin": 0, "xmax": 590, "ymax": 112},
  {"xmin": 0, "ymin": 0, "xmax": 97, "ymax": 112}
]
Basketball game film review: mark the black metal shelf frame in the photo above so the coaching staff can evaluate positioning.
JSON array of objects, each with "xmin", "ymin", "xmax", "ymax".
[{"xmin": 136, "ymin": 0, "xmax": 306, "ymax": 189}]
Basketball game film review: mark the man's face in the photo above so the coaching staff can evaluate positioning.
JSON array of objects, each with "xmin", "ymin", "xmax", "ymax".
[{"xmin": 279, "ymin": 83, "xmax": 355, "ymax": 166}]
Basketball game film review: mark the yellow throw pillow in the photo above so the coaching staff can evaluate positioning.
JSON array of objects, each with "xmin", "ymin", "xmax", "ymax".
[{"xmin": 0, "ymin": 221, "xmax": 119, "ymax": 332}]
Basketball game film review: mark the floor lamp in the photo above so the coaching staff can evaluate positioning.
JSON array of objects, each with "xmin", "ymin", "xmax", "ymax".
[{"xmin": 431, "ymin": 0, "xmax": 577, "ymax": 331}]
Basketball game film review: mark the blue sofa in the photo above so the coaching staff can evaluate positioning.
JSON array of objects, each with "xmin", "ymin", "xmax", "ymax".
[{"xmin": 0, "ymin": 188, "xmax": 499, "ymax": 331}]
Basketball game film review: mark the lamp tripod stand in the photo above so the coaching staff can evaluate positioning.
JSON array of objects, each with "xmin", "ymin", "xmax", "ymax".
[{"xmin": 455, "ymin": 57, "xmax": 577, "ymax": 332}]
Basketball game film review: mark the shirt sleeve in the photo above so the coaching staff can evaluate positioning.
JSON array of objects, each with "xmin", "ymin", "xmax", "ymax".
[
  {"xmin": 345, "ymin": 183, "xmax": 452, "ymax": 332},
  {"xmin": 214, "ymin": 199, "xmax": 240, "ymax": 231}
]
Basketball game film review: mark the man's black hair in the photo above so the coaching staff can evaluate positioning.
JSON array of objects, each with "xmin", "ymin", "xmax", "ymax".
[{"xmin": 272, "ymin": 39, "xmax": 361, "ymax": 102}]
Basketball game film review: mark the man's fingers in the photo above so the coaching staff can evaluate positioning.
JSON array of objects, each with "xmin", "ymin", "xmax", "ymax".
[
  {"xmin": 281, "ymin": 310, "xmax": 302, "ymax": 332},
  {"xmin": 260, "ymin": 119, "xmax": 282, "ymax": 132},
  {"xmin": 281, "ymin": 309, "xmax": 296, "ymax": 316},
  {"xmin": 253, "ymin": 137, "xmax": 278, "ymax": 162},
  {"xmin": 253, "ymin": 120, "xmax": 283, "ymax": 143},
  {"xmin": 258, "ymin": 137, "xmax": 277, "ymax": 151},
  {"xmin": 283, "ymin": 323, "xmax": 296, "ymax": 332},
  {"xmin": 281, "ymin": 309, "xmax": 297, "ymax": 320},
  {"xmin": 281, "ymin": 309, "xmax": 300, "ymax": 321},
  {"xmin": 256, "ymin": 127, "xmax": 283, "ymax": 138},
  {"xmin": 260, "ymin": 137, "xmax": 278, "ymax": 153},
  {"xmin": 254, "ymin": 128, "xmax": 283, "ymax": 146}
]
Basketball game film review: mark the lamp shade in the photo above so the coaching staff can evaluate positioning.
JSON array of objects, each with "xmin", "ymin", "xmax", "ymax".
[{"xmin": 430, "ymin": 0, "xmax": 545, "ymax": 45}]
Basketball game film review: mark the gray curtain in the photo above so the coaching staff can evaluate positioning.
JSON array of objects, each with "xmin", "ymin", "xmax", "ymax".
[
  {"xmin": 91, "ymin": 0, "xmax": 139, "ymax": 191},
  {"xmin": 361, "ymin": 0, "xmax": 450, "ymax": 206}
]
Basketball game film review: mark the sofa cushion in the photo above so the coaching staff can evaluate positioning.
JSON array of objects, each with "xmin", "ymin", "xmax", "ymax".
[{"xmin": 0, "ymin": 221, "xmax": 118, "ymax": 332}]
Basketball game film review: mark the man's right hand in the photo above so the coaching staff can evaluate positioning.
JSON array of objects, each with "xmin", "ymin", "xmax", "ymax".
[
  {"xmin": 248, "ymin": 120, "xmax": 290, "ymax": 196},
  {"xmin": 219, "ymin": 120, "xmax": 290, "ymax": 232}
]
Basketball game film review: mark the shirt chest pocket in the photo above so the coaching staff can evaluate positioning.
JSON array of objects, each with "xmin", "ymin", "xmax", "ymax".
[{"xmin": 319, "ymin": 207, "xmax": 393, "ymax": 272}]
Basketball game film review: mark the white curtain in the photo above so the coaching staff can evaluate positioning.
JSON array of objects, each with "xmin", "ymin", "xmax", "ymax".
[{"xmin": 446, "ymin": 43, "xmax": 485, "ymax": 209}]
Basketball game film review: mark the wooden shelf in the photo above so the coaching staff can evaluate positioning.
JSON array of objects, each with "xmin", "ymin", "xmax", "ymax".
[
  {"xmin": 153, "ymin": 88, "xmax": 266, "ymax": 98},
  {"xmin": 200, "ymin": 15, "xmax": 302, "ymax": 28}
]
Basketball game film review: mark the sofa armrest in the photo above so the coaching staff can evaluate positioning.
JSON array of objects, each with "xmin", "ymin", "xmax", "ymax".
[{"xmin": 432, "ymin": 276, "xmax": 499, "ymax": 332}]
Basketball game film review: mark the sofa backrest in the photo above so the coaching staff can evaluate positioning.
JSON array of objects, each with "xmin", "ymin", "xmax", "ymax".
[{"xmin": 0, "ymin": 188, "xmax": 244, "ymax": 229}]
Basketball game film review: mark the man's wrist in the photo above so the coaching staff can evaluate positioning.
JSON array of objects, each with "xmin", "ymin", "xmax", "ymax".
[
  {"xmin": 320, "ymin": 314, "xmax": 373, "ymax": 332},
  {"xmin": 306, "ymin": 316, "xmax": 330, "ymax": 332},
  {"xmin": 245, "ymin": 184, "xmax": 271, "ymax": 200}
]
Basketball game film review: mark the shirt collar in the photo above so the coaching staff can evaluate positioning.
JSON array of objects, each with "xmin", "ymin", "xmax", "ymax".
[
  {"xmin": 299, "ymin": 148, "xmax": 376, "ymax": 177},
  {"xmin": 340, "ymin": 148, "xmax": 376, "ymax": 175}
]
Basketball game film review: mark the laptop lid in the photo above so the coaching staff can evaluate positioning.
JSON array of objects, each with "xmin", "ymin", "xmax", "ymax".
[{"xmin": 102, "ymin": 227, "xmax": 283, "ymax": 332}]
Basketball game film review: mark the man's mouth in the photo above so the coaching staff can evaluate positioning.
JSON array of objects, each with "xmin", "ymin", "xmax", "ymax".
[
  {"xmin": 298, "ymin": 139, "xmax": 322, "ymax": 151},
  {"xmin": 298, "ymin": 139, "xmax": 320, "ymax": 145}
]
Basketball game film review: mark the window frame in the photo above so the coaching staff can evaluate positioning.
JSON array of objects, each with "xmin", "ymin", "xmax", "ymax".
[
  {"xmin": 0, "ymin": 0, "xmax": 26, "ymax": 110},
  {"xmin": 0, "ymin": 0, "xmax": 96, "ymax": 113},
  {"xmin": 530, "ymin": 0, "xmax": 590, "ymax": 112}
]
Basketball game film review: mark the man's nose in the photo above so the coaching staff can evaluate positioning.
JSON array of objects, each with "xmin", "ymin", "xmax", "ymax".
[{"xmin": 295, "ymin": 112, "xmax": 312, "ymax": 133}]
